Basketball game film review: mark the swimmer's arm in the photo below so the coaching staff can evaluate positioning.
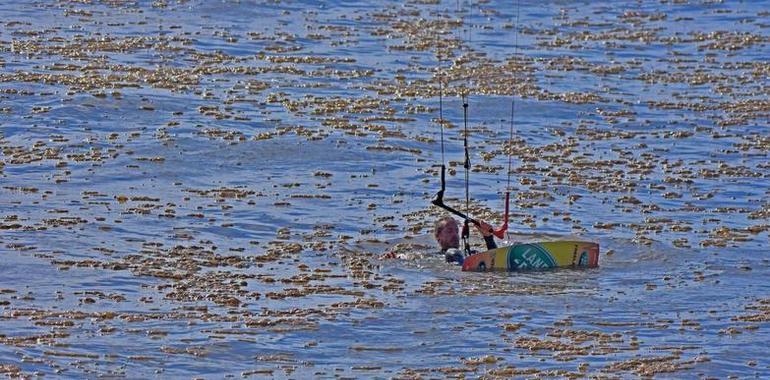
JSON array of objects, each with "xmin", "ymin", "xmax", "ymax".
[
  {"xmin": 476, "ymin": 221, "xmax": 497, "ymax": 250},
  {"xmin": 483, "ymin": 235, "xmax": 497, "ymax": 250}
]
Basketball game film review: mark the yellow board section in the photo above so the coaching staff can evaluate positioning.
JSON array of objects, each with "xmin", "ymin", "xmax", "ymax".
[{"xmin": 462, "ymin": 241, "xmax": 599, "ymax": 272}]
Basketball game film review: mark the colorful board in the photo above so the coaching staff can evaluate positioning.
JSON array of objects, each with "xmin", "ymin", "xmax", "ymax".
[{"xmin": 461, "ymin": 241, "xmax": 599, "ymax": 272}]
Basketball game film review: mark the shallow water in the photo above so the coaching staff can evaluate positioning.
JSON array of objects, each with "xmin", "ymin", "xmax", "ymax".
[{"xmin": 1, "ymin": 0, "xmax": 769, "ymax": 378}]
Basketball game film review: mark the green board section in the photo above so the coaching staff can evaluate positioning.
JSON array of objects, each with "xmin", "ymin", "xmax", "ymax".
[{"xmin": 507, "ymin": 244, "xmax": 558, "ymax": 269}]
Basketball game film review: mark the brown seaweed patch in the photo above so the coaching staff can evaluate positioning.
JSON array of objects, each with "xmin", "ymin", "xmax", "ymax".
[
  {"xmin": 241, "ymin": 368, "xmax": 274, "ymax": 376},
  {"xmin": 350, "ymin": 345, "xmax": 402, "ymax": 352},
  {"xmin": 43, "ymin": 217, "xmax": 88, "ymax": 228},
  {"xmin": 159, "ymin": 345, "xmax": 207, "ymax": 357},
  {"xmin": 0, "ymin": 364, "xmax": 22, "ymax": 376},
  {"xmin": 184, "ymin": 187, "xmax": 259, "ymax": 199},
  {"xmin": 462, "ymin": 355, "xmax": 498, "ymax": 366},
  {"xmin": 486, "ymin": 366, "xmax": 576, "ymax": 377},
  {"xmin": 734, "ymin": 298, "xmax": 770, "ymax": 323},
  {"xmin": 244, "ymin": 318, "xmax": 318, "ymax": 331},
  {"xmin": 44, "ymin": 350, "xmax": 100, "ymax": 359},
  {"xmin": 0, "ymin": 331, "xmax": 70, "ymax": 347},
  {"xmin": 602, "ymin": 354, "xmax": 695, "ymax": 376}
]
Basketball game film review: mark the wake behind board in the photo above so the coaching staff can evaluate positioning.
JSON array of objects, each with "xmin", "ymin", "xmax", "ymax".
[{"xmin": 461, "ymin": 241, "xmax": 599, "ymax": 272}]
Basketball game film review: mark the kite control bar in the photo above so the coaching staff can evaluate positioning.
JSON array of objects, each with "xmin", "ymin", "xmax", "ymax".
[
  {"xmin": 431, "ymin": 164, "xmax": 508, "ymax": 239},
  {"xmin": 432, "ymin": 164, "xmax": 480, "ymax": 226}
]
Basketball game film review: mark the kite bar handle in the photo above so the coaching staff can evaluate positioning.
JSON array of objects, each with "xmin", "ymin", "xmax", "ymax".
[{"xmin": 432, "ymin": 164, "xmax": 480, "ymax": 226}]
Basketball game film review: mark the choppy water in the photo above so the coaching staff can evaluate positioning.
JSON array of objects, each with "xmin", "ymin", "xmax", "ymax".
[{"xmin": 1, "ymin": 0, "xmax": 769, "ymax": 378}]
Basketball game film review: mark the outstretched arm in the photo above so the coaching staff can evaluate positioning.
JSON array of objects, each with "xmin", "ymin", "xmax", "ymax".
[{"xmin": 475, "ymin": 221, "xmax": 497, "ymax": 250}]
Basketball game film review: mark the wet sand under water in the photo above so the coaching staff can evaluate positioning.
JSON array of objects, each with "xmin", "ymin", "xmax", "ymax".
[{"xmin": 1, "ymin": 0, "xmax": 769, "ymax": 378}]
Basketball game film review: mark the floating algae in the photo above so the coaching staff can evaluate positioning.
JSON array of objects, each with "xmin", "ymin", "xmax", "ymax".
[{"xmin": 0, "ymin": 0, "xmax": 768, "ymax": 378}]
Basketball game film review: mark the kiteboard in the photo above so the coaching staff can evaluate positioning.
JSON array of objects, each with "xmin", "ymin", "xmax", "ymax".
[{"xmin": 461, "ymin": 241, "xmax": 599, "ymax": 272}]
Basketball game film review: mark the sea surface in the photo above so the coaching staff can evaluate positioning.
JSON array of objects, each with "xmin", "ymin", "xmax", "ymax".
[{"xmin": 1, "ymin": 0, "xmax": 769, "ymax": 378}]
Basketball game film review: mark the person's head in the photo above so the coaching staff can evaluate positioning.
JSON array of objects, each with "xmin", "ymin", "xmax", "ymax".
[{"xmin": 434, "ymin": 216, "xmax": 459, "ymax": 251}]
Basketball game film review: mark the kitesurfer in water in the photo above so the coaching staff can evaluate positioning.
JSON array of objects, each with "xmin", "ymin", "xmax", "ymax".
[
  {"xmin": 381, "ymin": 215, "xmax": 497, "ymax": 263},
  {"xmin": 435, "ymin": 216, "xmax": 497, "ymax": 264}
]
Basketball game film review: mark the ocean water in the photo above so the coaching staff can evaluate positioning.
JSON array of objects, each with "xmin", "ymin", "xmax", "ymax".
[{"xmin": 1, "ymin": 0, "xmax": 768, "ymax": 378}]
